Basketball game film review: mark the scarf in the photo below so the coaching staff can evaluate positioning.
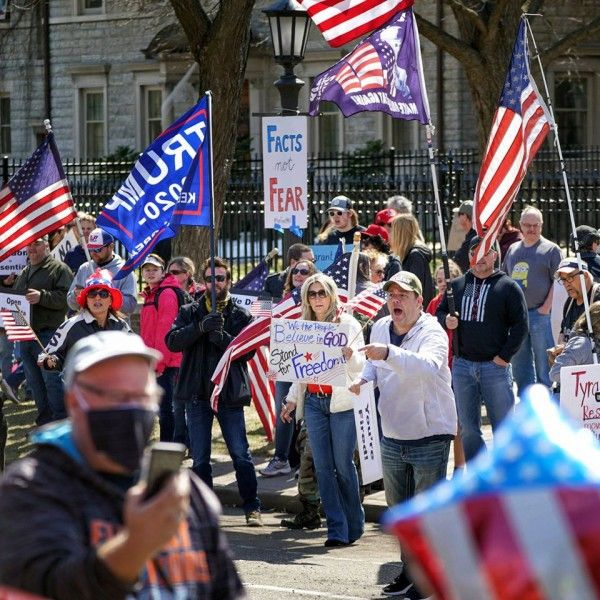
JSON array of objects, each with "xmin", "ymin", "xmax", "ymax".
[{"xmin": 204, "ymin": 293, "xmax": 230, "ymax": 314}]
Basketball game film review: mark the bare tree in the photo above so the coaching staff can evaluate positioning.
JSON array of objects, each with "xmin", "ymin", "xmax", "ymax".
[{"xmin": 415, "ymin": 0, "xmax": 600, "ymax": 149}]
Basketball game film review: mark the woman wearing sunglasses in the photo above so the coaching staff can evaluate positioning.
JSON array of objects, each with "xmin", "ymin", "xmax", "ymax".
[
  {"xmin": 281, "ymin": 273, "xmax": 366, "ymax": 547},
  {"xmin": 38, "ymin": 269, "xmax": 130, "ymax": 371},
  {"xmin": 167, "ymin": 256, "xmax": 205, "ymax": 300}
]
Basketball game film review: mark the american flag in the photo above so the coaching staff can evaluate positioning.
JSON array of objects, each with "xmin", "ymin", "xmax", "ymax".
[
  {"xmin": 299, "ymin": 0, "xmax": 414, "ymax": 48},
  {"xmin": 232, "ymin": 260, "xmax": 269, "ymax": 293},
  {"xmin": 335, "ymin": 42, "xmax": 386, "ymax": 94},
  {"xmin": 344, "ymin": 283, "xmax": 386, "ymax": 319},
  {"xmin": 0, "ymin": 133, "xmax": 76, "ymax": 263},
  {"xmin": 0, "ymin": 309, "xmax": 36, "ymax": 342},
  {"xmin": 383, "ymin": 385, "xmax": 600, "ymax": 600},
  {"xmin": 249, "ymin": 298, "xmax": 273, "ymax": 318},
  {"xmin": 471, "ymin": 19, "xmax": 550, "ymax": 263}
]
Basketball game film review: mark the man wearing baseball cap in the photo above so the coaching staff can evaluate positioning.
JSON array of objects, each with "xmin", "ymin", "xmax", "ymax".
[
  {"xmin": 0, "ymin": 331, "xmax": 245, "ymax": 599},
  {"xmin": 66, "ymin": 228, "xmax": 137, "ymax": 316},
  {"xmin": 316, "ymin": 195, "xmax": 365, "ymax": 245},
  {"xmin": 570, "ymin": 225, "xmax": 600, "ymax": 281},
  {"xmin": 349, "ymin": 271, "xmax": 457, "ymax": 599}
]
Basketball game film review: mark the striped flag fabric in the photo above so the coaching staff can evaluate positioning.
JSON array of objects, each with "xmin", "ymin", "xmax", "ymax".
[
  {"xmin": 0, "ymin": 132, "xmax": 76, "ymax": 263},
  {"xmin": 249, "ymin": 298, "xmax": 273, "ymax": 318},
  {"xmin": 335, "ymin": 42, "xmax": 386, "ymax": 94},
  {"xmin": 344, "ymin": 283, "xmax": 386, "ymax": 319},
  {"xmin": 299, "ymin": 0, "xmax": 414, "ymax": 48},
  {"xmin": 471, "ymin": 19, "xmax": 550, "ymax": 263},
  {"xmin": 0, "ymin": 309, "xmax": 36, "ymax": 342},
  {"xmin": 383, "ymin": 385, "xmax": 600, "ymax": 600}
]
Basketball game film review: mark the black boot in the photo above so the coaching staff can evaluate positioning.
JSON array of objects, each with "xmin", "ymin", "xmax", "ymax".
[{"xmin": 281, "ymin": 502, "xmax": 321, "ymax": 530}]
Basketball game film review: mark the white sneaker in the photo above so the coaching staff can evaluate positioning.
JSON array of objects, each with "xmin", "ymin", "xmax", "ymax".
[{"xmin": 259, "ymin": 457, "xmax": 291, "ymax": 477}]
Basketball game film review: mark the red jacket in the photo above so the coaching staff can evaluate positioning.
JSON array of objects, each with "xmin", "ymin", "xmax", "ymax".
[
  {"xmin": 140, "ymin": 274, "xmax": 182, "ymax": 373},
  {"xmin": 426, "ymin": 293, "xmax": 454, "ymax": 368}
]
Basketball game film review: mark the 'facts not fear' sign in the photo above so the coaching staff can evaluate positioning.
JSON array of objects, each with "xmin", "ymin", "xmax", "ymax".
[{"xmin": 262, "ymin": 116, "xmax": 308, "ymax": 231}]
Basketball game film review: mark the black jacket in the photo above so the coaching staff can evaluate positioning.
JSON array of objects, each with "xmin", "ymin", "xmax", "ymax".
[
  {"xmin": 403, "ymin": 245, "xmax": 435, "ymax": 307},
  {"xmin": 581, "ymin": 251, "xmax": 600, "ymax": 282},
  {"xmin": 263, "ymin": 270, "xmax": 287, "ymax": 300},
  {"xmin": 453, "ymin": 228, "xmax": 477, "ymax": 273},
  {"xmin": 166, "ymin": 295, "xmax": 254, "ymax": 406}
]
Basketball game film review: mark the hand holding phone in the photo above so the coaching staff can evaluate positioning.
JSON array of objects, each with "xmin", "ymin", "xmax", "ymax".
[{"xmin": 139, "ymin": 442, "xmax": 186, "ymax": 500}]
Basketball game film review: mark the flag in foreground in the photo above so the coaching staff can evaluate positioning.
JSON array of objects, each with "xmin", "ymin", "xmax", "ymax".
[
  {"xmin": 383, "ymin": 385, "xmax": 600, "ymax": 600},
  {"xmin": 0, "ymin": 309, "xmax": 36, "ymax": 342},
  {"xmin": 471, "ymin": 19, "xmax": 550, "ymax": 263},
  {"xmin": 300, "ymin": 0, "xmax": 414, "ymax": 48},
  {"xmin": 345, "ymin": 283, "xmax": 386, "ymax": 319},
  {"xmin": 309, "ymin": 9, "xmax": 429, "ymax": 122},
  {"xmin": 0, "ymin": 132, "xmax": 76, "ymax": 263}
]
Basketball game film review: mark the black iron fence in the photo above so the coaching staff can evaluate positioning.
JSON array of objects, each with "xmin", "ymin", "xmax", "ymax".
[{"xmin": 2, "ymin": 147, "xmax": 600, "ymax": 276}]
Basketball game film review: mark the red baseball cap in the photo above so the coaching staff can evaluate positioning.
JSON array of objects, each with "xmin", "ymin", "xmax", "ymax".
[
  {"xmin": 362, "ymin": 224, "xmax": 389, "ymax": 241},
  {"xmin": 375, "ymin": 208, "xmax": 398, "ymax": 226}
]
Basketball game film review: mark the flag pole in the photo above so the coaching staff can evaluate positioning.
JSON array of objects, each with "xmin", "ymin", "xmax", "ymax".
[
  {"xmin": 524, "ymin": 17, "xmax": 596, "ymax": 362},
  {"xmin": 206, "ymin": 90, "xmax": 217, "ymax": 312}
]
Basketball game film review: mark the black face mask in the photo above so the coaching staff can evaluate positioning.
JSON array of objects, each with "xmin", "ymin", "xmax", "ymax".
[{"xmin": 86, "ymin": 407, "xmax": 156, "ymax": 473}]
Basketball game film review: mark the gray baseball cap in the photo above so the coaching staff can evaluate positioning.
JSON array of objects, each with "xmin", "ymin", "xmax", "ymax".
[{"xmin": 63, "ymin": 331, "xmax": 162, "ymax": 388}]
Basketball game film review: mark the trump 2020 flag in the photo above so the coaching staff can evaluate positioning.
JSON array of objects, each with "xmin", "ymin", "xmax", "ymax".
[
  {"xmin": 383, "ymin": 385, "xmax": 600, "ymax": 600},
  {"xmin": 309, "ymin": 9, "xmax": 429, "ymax": 122},
  {"xmin": 97, "ymin": 96, "xmax": 212, "ymax": 278}
]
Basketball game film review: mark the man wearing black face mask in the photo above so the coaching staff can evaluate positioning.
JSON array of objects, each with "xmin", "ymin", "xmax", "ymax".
[{"xmin": 0, "ymin": 331, "xmax": 245, "ymax": 599}]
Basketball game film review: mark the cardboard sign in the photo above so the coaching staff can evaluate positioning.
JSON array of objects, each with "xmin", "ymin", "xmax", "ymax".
[
  {"xmin": 353, "ymin": 382, "xmax": 383, "ymax": 485},
  {"xmin": 0, "ymin": 251, "xmax": 27, "ymax": 277},
  {"xmin": 0, "ymin": 290, "xmax": 31, "ymax": 327},
  {"xmin": 230, "ymin": 290, "xmax": 260, "ymax": 310},
  {"xmin": 50, "ymin": 229, "xmax": 79, "ymax": 264},
  {"xmin": 269, "ymin": 318, "xmax": 349, "ymax": 386},
  {"xmin": 310, "ymin": 244, "xmax": 339, "ymax": 271},
  {"xmin": 262, "ymin": 116, "xmax": 308, "ymax": 231},
  {"xmin": 560, "ymin": 362, "xmax": 600, "ymax": 439}
]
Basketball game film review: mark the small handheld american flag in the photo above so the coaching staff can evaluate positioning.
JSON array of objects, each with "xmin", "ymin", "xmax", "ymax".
[{"xmin": 0, "ymin": 309, "xmax": 36, "ymax": 342}]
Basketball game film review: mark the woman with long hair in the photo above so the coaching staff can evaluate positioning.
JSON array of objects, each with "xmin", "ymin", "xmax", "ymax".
[
  {"xmin": 39, "ymin": 269, "xmax": 130, "ymax": 371},
  {"xmin": 389, "ymin": 214, "xmax": 435, "ymax": 305},
  {"xmin": 281, "ymin": 273, "xmax": 365, "ymax": 546},
  {"xmin": 315, "ymin": 196, "xmax": 365, "ymax": 245},
  {"xmin": 167, "ymin": 256, "xmax": 204, "ymax": 299}
]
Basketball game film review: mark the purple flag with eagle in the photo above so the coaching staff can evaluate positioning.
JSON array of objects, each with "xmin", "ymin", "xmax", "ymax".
[{"xmin": 309, "ymin": 9, "xmax": 429, "ymax": 122}]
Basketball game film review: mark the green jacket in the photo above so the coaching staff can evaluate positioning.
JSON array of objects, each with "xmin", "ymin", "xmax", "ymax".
[{"xmin": 14, "ymin": 256, "xmax": 73, "ymax": 332}]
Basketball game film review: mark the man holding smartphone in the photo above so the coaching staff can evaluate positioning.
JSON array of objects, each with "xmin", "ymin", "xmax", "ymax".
[{"xmin": 0, "ymin": 331, "xmax": 245, "ymax": 599}]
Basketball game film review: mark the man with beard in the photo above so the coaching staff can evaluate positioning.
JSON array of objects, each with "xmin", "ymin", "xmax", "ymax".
[
  {"xmin": 0, "ymin": 331, "xmax": 245, "ymax": 599},
  {"xmin": 166, "ymin": 257, "xmax": 262, "ymax": 527},
  {"xmin": 66, "ymin": 228, "xmax": 137, "ymax": 316}
]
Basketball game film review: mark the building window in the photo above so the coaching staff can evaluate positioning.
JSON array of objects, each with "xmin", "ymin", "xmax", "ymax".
[
  {"xmin": 142, "ymin": 87, "xmax": 163, "ymax": 147},
  {"xmin": 0, "ymin": 96, "xmax": 10, "ymax": 154},
  {"xmin": 315, "ymin": 100, "xmax": 343, "ymax": 155},
  {"xmin": 82, "ymin": 89, "xmax": 105, "ymax": 158},
  {"xmin": 77, "ymin": 0, "xmax": 103, "ymax": 15},
  {"xmin": 554, "ymin": 74, "xmax": 590, "ymax": 147},
  {"xmin": 0, "ymin": 0, "xmax": 9, "ymax": 22}
]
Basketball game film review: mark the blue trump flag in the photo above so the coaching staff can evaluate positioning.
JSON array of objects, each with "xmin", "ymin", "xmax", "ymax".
[{"xmin": 97, "ymin": 96, "xmax": 212, "ymax": 278}]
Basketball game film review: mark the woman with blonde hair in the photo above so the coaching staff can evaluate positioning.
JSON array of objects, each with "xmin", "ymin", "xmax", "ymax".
[
  {"xmin": 389, "ymin": 214, "xmax": 435, "ymax": 305},
  {"xmin": 281, "ymin": 273, "xmax": 365, "ymax": 546}
]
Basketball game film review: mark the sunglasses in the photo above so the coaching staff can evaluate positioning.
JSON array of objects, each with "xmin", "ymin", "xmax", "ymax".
[
  {"xmin": 168, "ymin": 269, "xmax": 186, "ymax": 275},
  {"xmin": 328, "ymin": 210, "xmax": 344, "ymax": 217},
  {"xmin": 87, "ymin": 289, "xmax": 110, "ymax": 299},
  {"xmin": 205, "ymin": 274, "xmax": 226, "ymax": 283},
  {"xmin": 89, "ymin": 244, "xmax": 108, "ymax": 254},
  {"xmin": 292, "ymin": 268, "xmax": 310, "ymax": 276},
  {"xmin": 308, "ymin": 289, "xmax": 328, "ymax": 299}
]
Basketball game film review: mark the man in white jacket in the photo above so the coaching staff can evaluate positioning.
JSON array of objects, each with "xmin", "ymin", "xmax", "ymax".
[{"xmin": 350, "ymin": 271, "xmax": 457, "ymax": 600}]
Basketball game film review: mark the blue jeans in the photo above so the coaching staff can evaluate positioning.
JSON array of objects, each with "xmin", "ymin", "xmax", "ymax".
[
  {"xmin": 303, "ymin": 393, "xmax": 364, "ymax": 543},
  {"xmin": 157, "ymin": 368, "xmax": 179, "ymax": 443},
  {"xmin": 380, "ymin": 437, "xmax": 451, "ymax": 507},
  {"xmin": 186, "ymin": 398, "xmax": 259, "ymax": 513},
  {"xmin": 274, "ymin": 381, "xmax": 294, "ymax": 461},
  {"xmin": 20, "ymin": 329, "xmax": 65, "ymax": 425},
  {"xmin": 510, "ymin": 308, "xmax": 552, "ymax": 392},
  {"xmin": 452, "ymin": 357, "xmax": 515, "ymax": 461}
]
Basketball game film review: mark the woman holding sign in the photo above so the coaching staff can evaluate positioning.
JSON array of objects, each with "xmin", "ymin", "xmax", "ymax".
[{"xmin": 282, "ymin": 273, "xmax": 365, "ymax": 547}]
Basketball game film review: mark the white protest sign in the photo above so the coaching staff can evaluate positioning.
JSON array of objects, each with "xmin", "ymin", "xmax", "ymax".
[
  {"xmin": 0, "ymin": 250, "xmax": 27, "ymax": 276},
  {"xmin": 353, "ymin": 381, "xmax": 382, "ymax": 485},
  {"xmin": 50, "ymin": 229, "xmax": 79, "ymax": 264},
  {"xmin": 0, "ymin": 291, "xmax": 30, "ymax": 327},
  {"xmin": 560, "ymin": 362, "xmax": 600, "ymax": 440},
  {"xmin": 262, "ymin": 116, "xmax": 308, "ymax": 230},
  {"xmin": 269, "ymin": 318, "xmax": 349, "ymax": 386},
  {"xmin": 551, "ymin": 279, "xmax": 568, "ymax": 344},
  {"xmin": 231, "ymin": 290, "xmax": 260, "ymax": 310}
]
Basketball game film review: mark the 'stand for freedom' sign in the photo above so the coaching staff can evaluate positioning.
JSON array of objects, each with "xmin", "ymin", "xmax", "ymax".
[
  {"xmin": 269, "ymin": 318, "xmax": 349, "ymax": 386},
  {"xmin": 560, "ymin": 363, "xmax": 600, "ymax": 440}
]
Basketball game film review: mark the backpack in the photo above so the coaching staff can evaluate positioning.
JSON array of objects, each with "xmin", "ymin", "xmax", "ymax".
[{"xmin": 144, "ymin": 285, "xmax": 194, "ymax": 311}]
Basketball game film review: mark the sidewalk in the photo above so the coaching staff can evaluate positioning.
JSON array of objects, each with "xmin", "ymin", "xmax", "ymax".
[{"xmin": 210, "ymin": 423, "xmax": 493, "ymax": 523}]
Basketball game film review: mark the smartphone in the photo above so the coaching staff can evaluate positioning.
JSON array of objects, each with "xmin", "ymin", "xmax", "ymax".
[{"xmin": 139, "ymin": 442, "xmax": 186, "ymax": 499}]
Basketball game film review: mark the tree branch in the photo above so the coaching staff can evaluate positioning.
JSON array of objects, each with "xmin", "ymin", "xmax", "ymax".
[
  {"xmin": 168, "ymin": 0, "xmax": 211, "ymax": 56},
  {"xmin": 487, "ymin": 0, "xmax": 514, "ymax": 40},
  {"xmin": 444, "ymin": 0, "xmax": 487, "ymax": 36},
  {"xmin": 415, "ymin": 12, "xmax": 483, "ymax": 69},
  {"xmin": 541, "ymin": 16, "xmax": 600, "ymax": 66}
]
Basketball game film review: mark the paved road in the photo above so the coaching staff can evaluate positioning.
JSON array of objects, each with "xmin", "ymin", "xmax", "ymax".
[{"xmin": 222, "ymin": 507, "xmax": 401, "ymax": 600}]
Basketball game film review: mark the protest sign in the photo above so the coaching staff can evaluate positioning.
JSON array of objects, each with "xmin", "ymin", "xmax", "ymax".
[
  {"xmin": 269, "ymin": 318, "xmax": 349, "ymax": 386},
  {"xmin": 560, "ymin": 362, "xmax": 600, "ymax": 439},
  {"xmin": 231, "ymin": 290, "xmax": 260, "ymax": 311},
  {"xmin": 0, "ymin": 290, "xmax": 30, "ymax": 326},
  {"xmin": 0, "ymin": 251, "xmax": 27, "ymax": 277},
  {"xmin": 353, "ymin": 382, "xmax": 382, "ymax": 485},
  {"xmin": 310, "ymin": 244, "xmax": 339, "ymax": 271},
  {"xmin": 50, "ymin": 229, "xmax": 79, "ymax": 263},
  {"xmin": 262, "ymin": 116, "xmax": 307, "ymax": 231}
]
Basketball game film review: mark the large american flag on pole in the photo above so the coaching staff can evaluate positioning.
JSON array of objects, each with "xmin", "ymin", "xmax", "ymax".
[
  {"xmin": 299, "ymin": 0, "xmax": 414, "ymax": 48},
  {"xmin": 471, "ymin": 19, "xmax": 550, "ymax": 263},
  {"xmin": 0, "ymin": 132, "xmax": 76, "ymax": 262},
  {"xmin": 383, "ymin": 385, "xmax": 600, "ymax": 600}
]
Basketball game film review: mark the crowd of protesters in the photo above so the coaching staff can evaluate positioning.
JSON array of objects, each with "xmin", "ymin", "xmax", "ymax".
[{"xmin": 0, "ymin": 194, "xmax": 598, "ymax": 599}]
